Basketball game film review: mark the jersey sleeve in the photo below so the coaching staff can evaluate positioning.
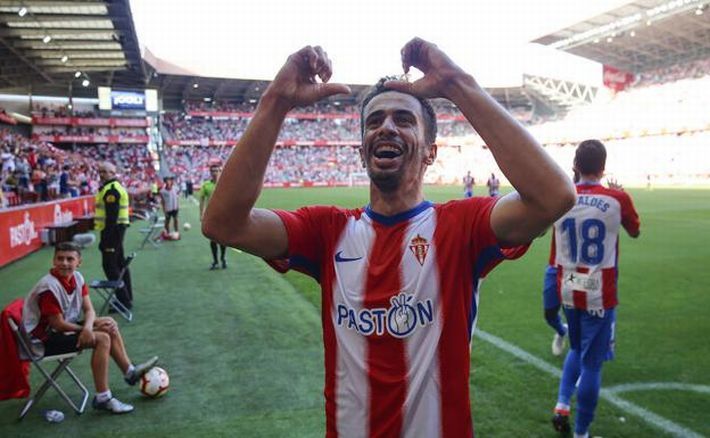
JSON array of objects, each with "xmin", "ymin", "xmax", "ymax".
[
  {"xmin": 81, "ymin": 283, "xmax": 89, "ymax": 297},
  {"xmin": 271, "ymin": 206, "xmax": 339, "ymax": 280},
  {"xmin": 466, "ymin": 197, "xmax": 530, "ymax": 278},
  {"xmin": 618, "ymin": 191, "xmax": 640, "ymax": 236}
]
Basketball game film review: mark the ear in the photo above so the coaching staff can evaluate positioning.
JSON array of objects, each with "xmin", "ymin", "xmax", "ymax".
[{"xmin": 424, "ymin": 143, "xmax": 437, "ymax": 165}]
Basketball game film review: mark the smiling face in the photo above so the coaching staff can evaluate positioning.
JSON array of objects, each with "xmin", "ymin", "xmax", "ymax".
[
  {"xmin": 53, "ymin": 249, "xmax": 81, "ymax": 278},
  {"xmin": 361, "ymin": 91, "xmax": 435, "ymax": 193}
]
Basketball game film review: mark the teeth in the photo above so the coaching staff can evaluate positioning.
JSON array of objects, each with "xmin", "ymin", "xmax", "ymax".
[{"xmin": 374, "ymin": 144, "xmax": 402, "ymax": 155}]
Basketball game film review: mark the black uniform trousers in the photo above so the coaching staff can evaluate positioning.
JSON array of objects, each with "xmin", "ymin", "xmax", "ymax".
[{"xmin": 99, "ymin": 224, "xmax": 133, "ymax": 308}]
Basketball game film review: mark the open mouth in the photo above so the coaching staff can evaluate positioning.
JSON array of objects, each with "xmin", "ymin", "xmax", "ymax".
[{"xmin": 372, "ymin": 143, "xmax": 403, "ymax": 160}]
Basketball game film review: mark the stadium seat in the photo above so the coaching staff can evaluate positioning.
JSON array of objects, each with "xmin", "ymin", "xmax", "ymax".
[
  {"xmin": 89, "ymin": 253, "xmax": 135, "ymax": 322},
  {"xmin": 7, "ymin": 316, "xmax": 89, "ymax": 419}
]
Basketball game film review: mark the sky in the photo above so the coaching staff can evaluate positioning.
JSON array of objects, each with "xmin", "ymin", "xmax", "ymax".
[{"xmin": 130, "ymin": 0, "xmax": 632, "ymax": 87}]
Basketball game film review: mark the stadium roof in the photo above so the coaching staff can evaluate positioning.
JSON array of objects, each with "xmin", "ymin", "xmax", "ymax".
[
  {"xmin": 142, "ymin": 45, "xmax": 539, "ymax": 111},
  {"xmin": 0, "ymin": 0, "xmax": 145, "ymax": 94},
  {"xmin": 533, "ymin": 0, "xmax": 710, "ymax": 73}
]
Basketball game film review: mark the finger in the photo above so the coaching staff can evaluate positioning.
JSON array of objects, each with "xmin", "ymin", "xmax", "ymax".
[
  {"xmin": 400, "ymin": 48, "xmax": 410, "ymax": 74},
  {"xmin": 317, "ymin": 83, "xmax": 352, "ymax": 100},
  {"xmin": 321, "ymin": 56, "xmax": 334, "ymax": 83},
  {"xmin": 400, "ymin": 37, "xmax": 425, "ymax": 73},
  {"xmin": 313, "ymin": 46, "xmax": 330, "ymax": 82},
  {"xmin": 383, "ymin": 79, "xmax": 414, "ymax": 95},
  {"xmin": 294, "ymin": 45, "xmax": 319, "ymax": 74}
]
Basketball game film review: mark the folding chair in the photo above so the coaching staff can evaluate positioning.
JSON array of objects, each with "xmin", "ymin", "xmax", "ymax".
[
  {"xmin": 7, "ymin": 318, "xmax": 89, "ymax": 419},
  {"xmin": 138, "ymin": 210, "xmax": 164, "ymax": 250},
  {"xmin": 89, "ymin": 253, "xmax": 135, "ymax": 322}
]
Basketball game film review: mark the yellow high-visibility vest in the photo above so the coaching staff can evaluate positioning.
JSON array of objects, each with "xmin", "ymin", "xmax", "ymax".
[{"xmin": 94, "ymin": 180, "xmax": 129, "ymax": 231}]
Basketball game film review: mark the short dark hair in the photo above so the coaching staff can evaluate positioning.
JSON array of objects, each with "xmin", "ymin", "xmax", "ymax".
[
  {"xmin": 55, "ymin": 242, "xmax": 81, "ymax": 256},
  {"xmin": 574, "ymin": 139, "xmax": 607, "ymax": 175},
  {"xmin": 359, "ymin": 77, "xmax": 437, "ymax": 144}
]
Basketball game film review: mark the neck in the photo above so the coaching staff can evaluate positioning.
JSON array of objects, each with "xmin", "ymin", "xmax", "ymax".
[
  {"xmin": 368, "ymin": 177, "xmax": 424, "ymax": 216},
  {"xmin": 51, "ymin": 268, "xmax": 73, "ymax": 279},
  {"xmin": 578, "ymin": 174, "xmax": 602, "ymax": 184}
]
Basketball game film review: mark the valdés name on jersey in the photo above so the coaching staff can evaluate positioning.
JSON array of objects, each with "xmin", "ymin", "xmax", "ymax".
[{"xmin": 576, "ymin": 195, "xmax": 609, "ymax": 212}]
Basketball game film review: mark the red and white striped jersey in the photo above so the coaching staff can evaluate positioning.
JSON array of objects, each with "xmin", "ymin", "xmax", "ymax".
[
  {"xmin": 272, "ymin": 198, "xmax": 526, "ymax": 438},
  {"xmin": 549, "ymin": 183, "xmax": 640, "ymax": 311}
]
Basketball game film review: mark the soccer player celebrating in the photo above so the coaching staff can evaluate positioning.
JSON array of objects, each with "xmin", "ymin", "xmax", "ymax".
[
  {"xmin": 550, "ymin": 140, "xmax": 640, "ymax": 437},
  {"xmin": 203, "ymin": 38, "xmax": 575, "ymax": 436}
]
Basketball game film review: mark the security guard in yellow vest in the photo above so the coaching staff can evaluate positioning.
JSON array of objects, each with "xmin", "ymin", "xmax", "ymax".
[{"xmin": 96, "ymin": 162, "xmax": 133, "ymax": 309}]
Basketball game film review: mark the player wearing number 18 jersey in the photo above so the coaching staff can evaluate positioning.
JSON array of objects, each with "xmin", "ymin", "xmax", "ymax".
[{"xmin": 550, "ymin": 140, "xmax": 640, "ymax": 438}]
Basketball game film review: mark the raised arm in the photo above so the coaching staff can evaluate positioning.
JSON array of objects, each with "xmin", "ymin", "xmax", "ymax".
[
  {"xmin": 202, "ymin": 46, "xmax": 351, "ymax": 258},
  {"xmin": 386, "ymin": 38, "xmax": 575, "ymax": 244}
]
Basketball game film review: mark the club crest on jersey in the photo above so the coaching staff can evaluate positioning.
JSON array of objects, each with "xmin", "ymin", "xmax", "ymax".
[
  {"xmin": 335, "ymin": 293, "xmax": 434, "ymax": 338},
  {"xmin": 409, "ymin": 234, "xmax": 430, "ymax": 266}
]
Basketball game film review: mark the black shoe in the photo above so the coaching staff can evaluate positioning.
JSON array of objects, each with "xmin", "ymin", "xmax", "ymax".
[
  {"xmin": 209, "ymin": 262, "xmax": 219, "ymax": 270},
  {"xmin": 221, "ymin": 260, "xmax": 227, "ymax": 269},
  {"xmin": 552, "ymin": 412, "xmax": 571, "ymax": 436},
  {"xmin": 124, "ymin": 356, "xmax": 159, "ymax": 386}
]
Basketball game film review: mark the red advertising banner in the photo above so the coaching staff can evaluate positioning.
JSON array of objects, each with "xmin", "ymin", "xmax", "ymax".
[
  {"xmin": 32, "ymin": 134, "xmax": 149, "ymax": 144},
  {"xmin": 75, "ymin": 118, "xmax": 111, "ymax": 127},
  {"xmin": 164, "ymin": 139, "xmax": 360, "ymax": 147},
  {"xmin": 262, "ymin": 181, "xmax": 351, "ymax": 189},
  {"xmin": 603, "ymin": 65, "xmax": 635, "ymax": 92},
  {"xmin": 32, "ymin": 117, "xmax": 150, "ymax": 128},
  {"xmin": 0, "ymin": 196, "xmax": 94, "ymax": 268}
]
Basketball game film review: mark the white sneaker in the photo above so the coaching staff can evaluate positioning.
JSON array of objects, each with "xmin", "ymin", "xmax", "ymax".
[
  {"xmin": 552, "ymin": 324, "xmax": 568, "ymax": 356},
  {"xmin": 93, "ymin": 396, "xmax": 134, "ymax": 414}
]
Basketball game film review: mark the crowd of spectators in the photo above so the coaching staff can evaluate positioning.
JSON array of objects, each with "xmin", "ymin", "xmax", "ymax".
[
  {"xmin": 31, "ymin": 103, "xmax": 98, "ymax": 118},
  {"xmin": 33, "ymin": 126, "xmax": 148, "ymax": 138},
  {"xmin": 634, "ymin": 57, "xmax": 710, "ymax": 88},
  {"xmin": 164, "ymin": 99, "xmax": 478, "ymax": 143},
  {"xmin": 1, "ymin": 128, "xmax": 156, "ymax": 209},
  {"xmin": 162, "ymin": 143, "xmax": 362, "ymax": 186}
]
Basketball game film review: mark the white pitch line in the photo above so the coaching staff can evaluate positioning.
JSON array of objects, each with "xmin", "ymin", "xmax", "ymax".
[
  {"xmin": 475, "ymin": 330, "xmax": 704, "ymax": 438},
  {"xmin": 606, "ymin": 382, "xmax": 710, "ymax": 395}
]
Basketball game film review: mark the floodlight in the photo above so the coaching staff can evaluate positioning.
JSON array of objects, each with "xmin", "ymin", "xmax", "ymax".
[
  {"xmin": 193, "ymin": 83, "xmax": 199, "ymax": 88},
  {"xmin": 82, "ymin": 79, "xmax": 90, "ymax": 87},
  {"xmin": 74, "ymin": 71, "xmax": 82, "ymax": 78},
  {"xmin": 61, "ymin": 55, "xmax": 68, "ymax": 63},
  {"xmin": 42, "ymin": 35, "xmax": 51, "ymax": 44},
  {"xmin": 630, "ymin": 30, "xmax": 636, "ymax": 37},
  {"xmin": 18, "ymin": 7, "xmax": 27, "ymax": 17}
]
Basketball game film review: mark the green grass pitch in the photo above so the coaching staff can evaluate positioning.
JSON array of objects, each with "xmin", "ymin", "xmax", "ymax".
[{"xmin": 0, "ymin": 186, "xmax": 708, "ymax": 437}]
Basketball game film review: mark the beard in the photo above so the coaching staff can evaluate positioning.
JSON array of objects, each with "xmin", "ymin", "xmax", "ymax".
[{"xmin": 368, "ymin": 167, "xmax": 402, "ymax": 193}]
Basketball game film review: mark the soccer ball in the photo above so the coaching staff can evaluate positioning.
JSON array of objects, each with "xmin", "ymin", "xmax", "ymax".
[
  {"xmin": 183, "ymin": 222, "xmax": 191, "ymax": 231},
  {"xmin": 140, "ymin": 366, "xmax": 170, "ymax": 398}
]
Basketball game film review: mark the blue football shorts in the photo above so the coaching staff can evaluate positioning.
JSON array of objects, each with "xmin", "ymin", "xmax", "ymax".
[
  {"xmin": 563, "ymin": 307, "xmax": 616, "ymax": 369},
  {"xmin": 542, "ymin": 265, "xmax": 559, "ymax": 309}
]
